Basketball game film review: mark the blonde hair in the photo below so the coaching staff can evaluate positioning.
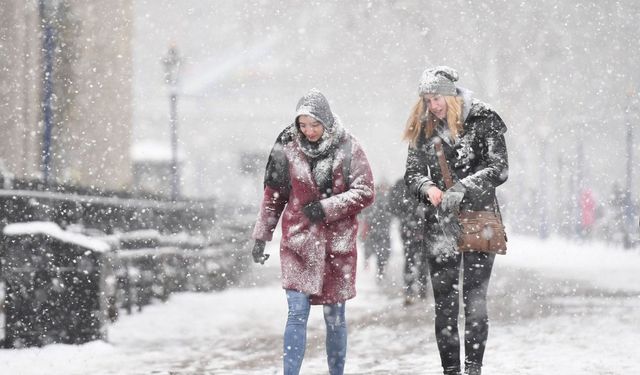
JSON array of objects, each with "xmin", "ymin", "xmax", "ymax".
[{"xmin": 402, "ymin": 96, "xmax": 464, "ymax": 147}]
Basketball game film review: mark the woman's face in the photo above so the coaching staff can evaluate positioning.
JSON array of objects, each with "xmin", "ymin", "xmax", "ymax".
[
  {"xmin": 298, "ymin": 115, "xmax": 324, "ymax": 142},
  {"xmin": 424, "ymin": 94, "xmax": 448, "ymax": 120}
]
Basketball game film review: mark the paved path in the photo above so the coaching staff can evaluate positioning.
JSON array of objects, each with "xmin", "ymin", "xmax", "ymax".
[{"xmin": 2, "ymin": 236, "xmax": 639, "ymax": 374}]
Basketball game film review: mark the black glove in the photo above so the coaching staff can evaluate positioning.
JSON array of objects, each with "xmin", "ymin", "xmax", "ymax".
[
  {"xmin": 440, "ymin": 182, "xmax": 466, "ymax": 213},
  {"xmin": 252, "ymin": 240, "xmax": 269, "ymax": 264},
  {"xmin": 302, "ymin": 201, "xmax": 325, "ymax": 223}
]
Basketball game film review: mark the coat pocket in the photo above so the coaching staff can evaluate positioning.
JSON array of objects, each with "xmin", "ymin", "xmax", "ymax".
[
  {"xmin": 283, "ymin": 224, "xmax": 325, "ymax": 266},
  {"xmin": 326, "ymin": 218, "xmax": 357, "ymax": 255}
]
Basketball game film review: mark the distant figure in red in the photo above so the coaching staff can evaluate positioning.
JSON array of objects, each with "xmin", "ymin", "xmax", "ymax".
[{"xmin": 580, "ymin": 188, "xmax": 596, "ymax": 236}]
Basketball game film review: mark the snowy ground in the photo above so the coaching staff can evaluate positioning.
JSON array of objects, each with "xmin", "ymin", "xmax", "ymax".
[{"xmin": 1, "ymin": 233, "xmax": 639, "ymax": 375}]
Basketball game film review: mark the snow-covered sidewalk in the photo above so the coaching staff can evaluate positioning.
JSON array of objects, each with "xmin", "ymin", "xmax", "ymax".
[{"xmin": 1, "ymin": 235, "xmax": 639, "ymax": 374}]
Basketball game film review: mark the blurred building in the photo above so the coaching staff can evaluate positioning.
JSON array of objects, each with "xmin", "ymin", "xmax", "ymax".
[
  {"xmin": 130, "ymin": 140, "xmax": 183, "ymax": 198},
  {"xmin": 0, "ymin": 0, "xmax": 133, "ymax": 191}
]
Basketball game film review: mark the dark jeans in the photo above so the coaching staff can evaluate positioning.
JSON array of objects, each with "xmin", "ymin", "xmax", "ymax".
[
  {"xmin": 427, "ymin": 251, "xmax": 495, "ymax": 371},
  {"xmin": 364, "ymin": 235, "xmax": 391, "ymax": 278}
]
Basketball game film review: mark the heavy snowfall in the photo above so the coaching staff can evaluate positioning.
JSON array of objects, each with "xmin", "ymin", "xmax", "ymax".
[{"xmin": 1, "ymin": 1, "xmax": 640, "ymax": 375}]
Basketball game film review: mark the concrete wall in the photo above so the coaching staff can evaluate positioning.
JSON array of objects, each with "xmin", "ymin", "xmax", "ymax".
[{"xmin": 0, "ymin": 1, "xmax": 42, "ymax": 180}]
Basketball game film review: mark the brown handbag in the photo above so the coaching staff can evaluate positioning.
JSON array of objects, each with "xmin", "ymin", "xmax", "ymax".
[
  {"xmin": 435, "ymin": 141, "xmax": 507, "ymax": 254},
  {"xmin": 457, "ymin": 210, "xmax": 507, "ymax": 254}
]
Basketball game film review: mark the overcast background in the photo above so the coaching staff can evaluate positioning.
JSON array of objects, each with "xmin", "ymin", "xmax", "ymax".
[
  {"xmin": 1, "ymin": 2, "xmax": 639, "ymax": 373},
  {"xmin": 132, "ymin": 1, "xmax": 640, "ymax": 227}
]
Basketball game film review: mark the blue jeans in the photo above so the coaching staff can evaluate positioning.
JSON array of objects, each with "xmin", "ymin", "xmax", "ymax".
[{"xmin": 283, "ymin": 290, "xmax": 347, "ymax": 375}]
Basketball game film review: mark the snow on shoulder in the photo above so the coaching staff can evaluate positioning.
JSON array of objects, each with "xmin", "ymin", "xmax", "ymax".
[{"xmin": 3, "ymin": 221, "xmax": 112, "ymax": 253}]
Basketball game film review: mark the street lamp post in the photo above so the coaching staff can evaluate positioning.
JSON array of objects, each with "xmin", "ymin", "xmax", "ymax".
[
  {"xmin": 625, "ymin": 90, "xmax": 634, "ymax": 207},
  {"xmin": 623, "ymin": 89, "xmax": 636, "ymax": 247},
  {"xmin": 39, "ymin": 0, "xmax": 56, "ymax": 185},
  {"xmin": 163, "ymin": 45, "xmax": 181, "ymax": 200},
  {"xmin": 537, "ymin": 123, "xmax": 552, "ymax": 239}
]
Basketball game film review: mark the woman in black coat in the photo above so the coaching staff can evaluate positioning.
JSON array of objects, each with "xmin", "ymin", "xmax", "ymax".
[{"xmin": 403, "ymin": 66, "xmax": 508, "ymax": 375}]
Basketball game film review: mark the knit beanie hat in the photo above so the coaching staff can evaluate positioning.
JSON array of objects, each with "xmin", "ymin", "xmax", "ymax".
[{"xmin": 418, "ymin": 66, "xmax": 459, "ymax": 96}]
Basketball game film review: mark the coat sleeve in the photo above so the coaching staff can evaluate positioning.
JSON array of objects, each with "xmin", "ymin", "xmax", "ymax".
[
  {"xmin": 252, "ymin": 133, "xmax": 291, "ymax": 241},
  {"xmin": 459, "ymin": 112, "xmax": 509, "ymax": 196},
  {"xmin": 404, "ymin": 144, "xmax": 434, "ymax": 205},
  {"xmin": 320, "ymin": 138, "xmax": 375, "ymax": 223}
]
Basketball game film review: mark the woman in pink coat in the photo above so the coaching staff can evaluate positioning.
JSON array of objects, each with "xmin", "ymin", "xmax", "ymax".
[{"xmin": 252, "ymin": 89, "xmax": 374, "ymax": 375}]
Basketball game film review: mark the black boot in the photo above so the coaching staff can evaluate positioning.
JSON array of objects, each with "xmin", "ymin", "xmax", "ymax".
[
  {"xmin": 464, "ymin": 364, "xmax": 481, "ymax": 375},
  {"xmin": 443, "ymin": 366, "xmax": 462, "ymax": 375}
]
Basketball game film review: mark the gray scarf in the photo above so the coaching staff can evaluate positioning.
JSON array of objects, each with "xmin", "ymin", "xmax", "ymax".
[
  {"xmin": 293, "ymin": 89, "xmax": 346, "ymax": 196},
  {"xmin": 296, "ymin": 120, "xmax": 345, "ymax": 197}
]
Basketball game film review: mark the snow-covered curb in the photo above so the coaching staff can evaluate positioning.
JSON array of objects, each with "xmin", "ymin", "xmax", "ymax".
[{"xmin": 3, "ymin": 221, "xmax": 111, "ymax": 253}]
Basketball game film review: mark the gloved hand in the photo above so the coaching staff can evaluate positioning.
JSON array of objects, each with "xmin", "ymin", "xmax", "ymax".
[
  {"xmin": 252, "ymin": 239, "xmax": 269, "ymax": 264},
  {"xmin": 436, "ymin": 206, "xmax": 462, "ymax": 247},
  {"xmin": 302, "ymin": 201, "xmax": 325, "ymax": 223},
  {"xmin": 440, "ymin": 182, "xmax": 466, "ymax": 213}
]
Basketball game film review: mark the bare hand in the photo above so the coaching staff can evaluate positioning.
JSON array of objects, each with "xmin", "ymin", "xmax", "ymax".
[{"xmin": 427, "ymin": 186, "xmax": 443, "ymax": 207}]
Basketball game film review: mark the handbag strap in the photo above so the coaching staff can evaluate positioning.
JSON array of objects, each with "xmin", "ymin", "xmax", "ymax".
[
  {"xmin": 435, "ymin": 141, "xmax": 506, "ymax": 236},
  {"xmin": 435, "ymin": 141, "xmax": 454, "ymax": 189},
  {"xmin": 436, "ymin": 139, "xmax": 504, "ymax": 222}
]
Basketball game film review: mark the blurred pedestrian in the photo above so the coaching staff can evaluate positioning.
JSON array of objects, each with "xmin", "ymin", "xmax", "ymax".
[
  {"xmin": 579, "ymin": 188, "xmax": 596, "ymax": 238},
  {"xmin": 251, "ymin": 89, "xmax": 375, "ymax": 375},
  {"xmin": 609, "ymin": 182, "xmax": 637, "ymax": 248},
  {"xmin": 403, "ymin": 66, "xmax": 509, "ymax": 375},
  {"xmin": 360, "ymin": 182, "xmax": 393, "ymax": 280},
  {"xmin": 388, "ymin": 177, "xmax": 429, "ymax": 305}
]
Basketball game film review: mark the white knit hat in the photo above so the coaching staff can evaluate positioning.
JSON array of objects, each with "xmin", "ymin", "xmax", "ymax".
[{"xmin": 418, "ymin": 66, "xmax": 459, "ymax": 96}]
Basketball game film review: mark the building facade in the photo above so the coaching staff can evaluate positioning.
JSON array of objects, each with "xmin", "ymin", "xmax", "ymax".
[{"xmin": 0, "ymin": 0, "xmax": 133, "ymax": 191}]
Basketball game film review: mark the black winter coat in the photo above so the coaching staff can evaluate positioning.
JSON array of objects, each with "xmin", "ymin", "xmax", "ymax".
[{"xmin": 404, "ymin": 100, "xmax": 508, "ymax": 225}]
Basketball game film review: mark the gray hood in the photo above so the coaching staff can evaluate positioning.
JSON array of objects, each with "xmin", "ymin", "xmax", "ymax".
[
  {"xmin": 291, "ymin": 89, "xmax": 345, "ymax": 160},
  {"xmin": 295, "ymin": 88, "xmax": 335, "ymax": 129}
]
